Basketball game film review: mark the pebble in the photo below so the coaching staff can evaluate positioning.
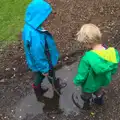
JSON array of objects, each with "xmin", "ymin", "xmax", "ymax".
[
  {"xmin": 11, "ymin": 74, "xmax": 16, "ymax": 78},
  {"xmin": 64, "ymin": 77, "xmax": 69, "ymax": 81},
  {"xmin": 0, "ymin": 79, "xmax": 5, "ymax": 82},
  {"xmin": 28, "ymin": 105, "xmax": 32, "ymax": 107},
  {"xmin": 52, "ymin": 116, "xmax": 55, "ymax": 119},
  {"xmin": 64, "ymin": 56, "xmax": 69, "ymax": 61},
  {"xmin": 5, "ymin": 68, "xmax": 10, "ymax": 71},
  {"xmin": 11, "ymin": 110, "xmax": 14, "ymax": 112},
  {"xmin": 13, "ymin": 68, "xmax": 16, "ymax": 71}
]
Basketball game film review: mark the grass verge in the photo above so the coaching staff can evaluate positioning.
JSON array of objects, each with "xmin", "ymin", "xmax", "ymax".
[{"xmin": 0, "ymin": 0, "xmax": 30, "ymax": 47}]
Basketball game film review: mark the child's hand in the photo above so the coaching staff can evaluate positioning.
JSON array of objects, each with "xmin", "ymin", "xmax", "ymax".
[{"xmin": 42, "ymin": 73, "xmax": 49, "ymax": 76}]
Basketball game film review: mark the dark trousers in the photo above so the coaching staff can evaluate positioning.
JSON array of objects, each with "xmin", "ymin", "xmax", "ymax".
[{"xmin": 81, "ymin": 89, "xmax": 103, "ymax": 101}]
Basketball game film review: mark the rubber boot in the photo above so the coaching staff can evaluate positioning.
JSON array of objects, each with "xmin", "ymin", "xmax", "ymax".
[
  {"xmin": 48, "ymin": 77, "xmax": 61, "ymax": 94},
  {"xmin": 93, "ymin": 94, "xmax": 104, "ymax": 105},
  {"xmin": 93, "ymin": 91, "xmax": 105, "ymax": 105},
  {"xmin": 72, "ymin": 93, "xmax": 91, "ymax": 110},
  {"xmin": 54, "ymin": 78, "xmax": 61, "ymax": 94},
  {"xmin": 48, "ymin": 77, "xmax": 67, "ymax": 95},
  {"xmin": 48, "ymin": 70, "xmax": 67, "ymax": 91},
  {"xmin": 81, "ymin": 95, "xmax": 91, "ymax": 110},
  {"xmin": 32, "ymin": 84, "xmax": 48, "ymax": 101},
  {"xmin": 55, "ymin": 78, "xmax": 67, "ymax": 89}
]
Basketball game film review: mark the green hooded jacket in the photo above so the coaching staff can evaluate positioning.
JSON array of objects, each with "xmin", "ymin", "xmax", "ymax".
[{"xmin": 73, "ymin": 47, "xmax": 119, "ymax": 93}]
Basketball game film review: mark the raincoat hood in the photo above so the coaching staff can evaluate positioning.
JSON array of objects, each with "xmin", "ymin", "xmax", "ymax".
[
  {"xmin": 86, "ymin": 47, "xmax": 119, "ymax": 74},
  {"xmin": 25, "ymin": 0, "xmax": 52, "ymax": 29}
]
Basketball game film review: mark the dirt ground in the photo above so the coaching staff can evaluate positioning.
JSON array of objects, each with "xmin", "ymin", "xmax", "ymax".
[{"xmin": 1, "ymin": 0, "xmax": 120, "ymax": 119}]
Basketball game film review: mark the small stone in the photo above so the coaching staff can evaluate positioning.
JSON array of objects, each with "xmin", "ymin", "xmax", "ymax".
[
  {"xmin": 64, "ymin": 56, "xmax": 69, "ymax": 61},
  {"xmin": 11, "ymin": 110, "xmax": 14, "ymax": 112},
  {"xmin": 0, "ymin": 79, "xmax": 5, "ymax": 82},
  {"xmin": 11, "ymin": 74, "xmax": 16, "ymax": 78},
  {"xmin": 28, "ymin": 105, "xmax": 32, "ymax": 107},
  {"xmin": 64, "ymin": 77, "xmax": 68, "ymax": 81},
  {"xmin": 52, "ymin": 116, "xmax": 55, "ymax": 119},
  {"xmin": 13, "ymin": 68, "xmax": 16, "ymax": 71},
  {"xmin": 0, "ymin": 49, "xmax": 3, "ymax": 52},
  {"xmin": 19, "ymin": 116, "xmax": 22, "ymax": 119},
  {"xmin": 5, "ymin": 68, "xmax": 10, "ymax": 71}
]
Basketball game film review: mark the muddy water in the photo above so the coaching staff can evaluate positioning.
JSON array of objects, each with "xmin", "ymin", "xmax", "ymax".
[{"xmin": 15, "ymin": 62, "xmax": 84, "ymax": 120}]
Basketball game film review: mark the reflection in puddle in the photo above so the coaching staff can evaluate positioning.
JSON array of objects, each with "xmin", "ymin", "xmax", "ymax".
[
  {"xmin": 15, "ymin": 63, "xmax": 82, "ymax": 120},
  {"xmin": 41, "ymin": 92, "xmax": 62, "ymax": 114}
]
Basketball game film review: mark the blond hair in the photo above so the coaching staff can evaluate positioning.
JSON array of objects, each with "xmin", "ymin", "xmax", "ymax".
[{"xmin": 77, "ymin": 24, "xmax": 102, "ymax": 44}]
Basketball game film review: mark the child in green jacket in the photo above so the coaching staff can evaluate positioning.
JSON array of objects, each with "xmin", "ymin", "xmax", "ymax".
[{"xmin": 73, "ymin": 24, "xmax": 119, "ymax": 109}]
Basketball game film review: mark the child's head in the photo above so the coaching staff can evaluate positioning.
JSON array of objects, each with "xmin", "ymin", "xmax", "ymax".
[
  {"xmin": 77, "ymin": 24, "xmax": 102, "ymax": 49},
  {"xmin": 42, "ymin": 11, "xmax": 56, "ymax": 29}
]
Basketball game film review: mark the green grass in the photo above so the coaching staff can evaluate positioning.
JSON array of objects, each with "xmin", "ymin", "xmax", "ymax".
[{"xmin": 0, "ymin": 0, "xmax": 31, "ymax": 46}]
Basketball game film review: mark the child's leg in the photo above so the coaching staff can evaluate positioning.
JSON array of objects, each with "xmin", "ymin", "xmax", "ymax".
[
  {"xmin": 81, "ymin": 92, "xmax": 92, "ymax": 110},
  {"xmin": 48, "ymin": 69, "xmax": 66, "ymax": 94},
  {"xmin": 32, "ymin": 72, "xmax": 48, "ymax": 101},
  {"xmin": 48, "ymin": 69, "xmax": 61, "ymax": 93},
  {"xmin": 48, "ymin": 69, "xmax": 55, "ymax": 84},
  {"xmin": 34, "ymin": 72, "xmax": 45, "ymax": 86}
]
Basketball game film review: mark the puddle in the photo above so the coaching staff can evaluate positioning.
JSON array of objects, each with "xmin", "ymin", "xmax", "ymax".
[{"xmin": 15, "ymin": 62, "xmax": 83, "ymax": 120}]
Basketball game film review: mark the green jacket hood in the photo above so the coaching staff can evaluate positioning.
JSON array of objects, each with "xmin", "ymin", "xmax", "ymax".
[{"xmin": 85, "ymin": 47, "xmax": 119, "ymax": 74}]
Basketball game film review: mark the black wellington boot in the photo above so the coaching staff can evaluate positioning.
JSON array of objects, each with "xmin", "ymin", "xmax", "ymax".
[
  {"xmin": 72, "ymin": 92, "xmax": 91, "ymax": 110},
  {"xmin": 93, "ymin": 92, "xmax": 105, "ymax": 105},
  {"xmin": 48, "ymin": 70, "xmax": 67, "ymax": 94},
  {"xmin": 54, "ymin": 78, "xmax": 61, "ymax": 94},
  {"xmin": 55, "ymin": 78, "xmax": 67, "ymax": 89},
  {"xmin": 93, "ymin": 95, "xmax": 104, "ymax": 105},
  {"xmin": 32, "ymin": 84, "xmax": 48, "ymax": 101},
  {"xmin": 81, "ymin": 95, "xmax": 91, "ymax": 110},
  {"xmin": 48, "ymin": 77, "xmax": 67, "ymax": 95}
]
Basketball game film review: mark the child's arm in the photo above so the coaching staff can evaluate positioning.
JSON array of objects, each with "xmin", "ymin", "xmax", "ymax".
[
  {"xmin": 111, "ymin": 65, "xmax": 118, "ymax": 75},
  {"xmin": 73, "ymin": 57, "xmax": 89, "ymax": 86}
]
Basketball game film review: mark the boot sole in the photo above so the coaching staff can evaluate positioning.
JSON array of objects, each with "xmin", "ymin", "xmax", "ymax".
[
  {"xmin": 72, "ymin": 92, "xmax": 82, "ymax": 109},
  {"xmin": 72, "ymin": 93, "xmax": 91, "ymax": 110}
]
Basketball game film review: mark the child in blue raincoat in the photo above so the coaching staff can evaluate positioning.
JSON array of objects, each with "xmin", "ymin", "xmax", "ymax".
[{"xmin": 22, "ymin": 0, "xmax": 64, "ymax": 101}]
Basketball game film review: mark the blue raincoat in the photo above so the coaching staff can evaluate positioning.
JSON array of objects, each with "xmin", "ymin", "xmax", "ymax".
[{"xmin": 22, "ymin": 0, "xmax": 59, "ymax": 73}]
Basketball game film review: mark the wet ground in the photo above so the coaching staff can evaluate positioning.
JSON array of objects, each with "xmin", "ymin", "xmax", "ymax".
[
  {"xmin": 15, "ymin": 62, "xmax": 80, "ymax": 120},
  {"xmin": 1, "ymin": 0, "xmax": 120, "ymax": 119}
]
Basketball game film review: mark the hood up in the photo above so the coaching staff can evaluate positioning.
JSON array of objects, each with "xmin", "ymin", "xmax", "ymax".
[
  {"xmin": 25, "ymin": 0, "xmax": 52, "ymax": 29},
  {"xmin": 87, "ymin": 47, "xmax": 119, "ymax": 74}
]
